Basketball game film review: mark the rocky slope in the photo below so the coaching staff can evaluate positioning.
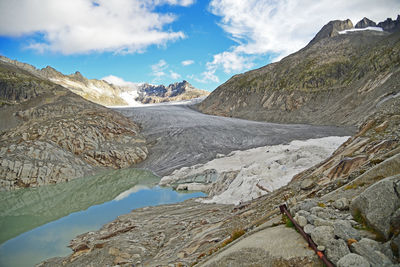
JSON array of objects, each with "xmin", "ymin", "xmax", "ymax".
[
  {"xmin": 0, "ymin": 56, "xmax": 209, "ymax": 106},
  {"xmin": 0, "ymin": 60, "xmax": 148, "ymax": 190},
  {"xmin": 41, "ymin": 17, "xmax": 400, "ymax": 267},
  {"xmin": 197, "ymin": 16, "xmax": 400, "ymax": 127}
]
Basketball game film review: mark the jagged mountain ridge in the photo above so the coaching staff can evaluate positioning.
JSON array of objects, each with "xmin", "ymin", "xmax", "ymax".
[
  {"xmin": 197, "ymin": 16, "xmax": 400, "ymax": 127},
  {"xmin": 0, "ymin": 56, "xmax": 208, "ymax": 106}
]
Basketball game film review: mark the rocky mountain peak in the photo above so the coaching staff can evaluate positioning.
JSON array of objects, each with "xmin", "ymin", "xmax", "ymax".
[
  {"xmin": 355, "ymin": 17, "xmax": 377, "ymax": 28},
  {"xmin": 40, "ymin": 66, "xmax": 63, "ymax": 78},
  {"xmin": 378, "ymin": 15, "xmax": 400, "ymax": 33},
  {"xmin": 308, "ymin": 19, "xmax": 353, "ymax": 45},
  {"xmin": 69, "ymin": 71, "xmax": 87, "ymax": 83}
]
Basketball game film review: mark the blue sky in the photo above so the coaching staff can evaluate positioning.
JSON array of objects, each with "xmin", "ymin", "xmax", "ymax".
[{"xmin": 0, "ymin": 0, "xmax": 398, "ymax": 91}]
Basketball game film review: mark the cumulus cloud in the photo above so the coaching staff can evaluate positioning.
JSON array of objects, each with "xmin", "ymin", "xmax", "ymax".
[
  {"xmin": 0, "ymin": 0, "xmax": 194, "ymax": 54},
  {"xmin": 181, "ymin": 59, "xmax": 195, "ymax": 66},
  {"xmin": 204, "ymin": 0, "xmax": 399, "ymax": 80}
]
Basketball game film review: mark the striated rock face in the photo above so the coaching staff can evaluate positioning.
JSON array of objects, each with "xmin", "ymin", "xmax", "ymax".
[
  {"xmin": 0, "ymin": 56, "xmax": 208, "ymax": 107},
  {"xmin": 355, "ymin": 17, "xmax": 377, "ymax": 28},
  {"xmin": 197, "ymin": 19, "xmax": 399, "ymax": 127},
  {"xmin": 0, "ymin": 60, "xmax": 148, "ymax": 190}
]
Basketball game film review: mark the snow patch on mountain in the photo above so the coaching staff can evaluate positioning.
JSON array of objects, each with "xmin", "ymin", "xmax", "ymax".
[{"xmin": 338, "ymin": 26, "xmax": 383, "ymax": 34}]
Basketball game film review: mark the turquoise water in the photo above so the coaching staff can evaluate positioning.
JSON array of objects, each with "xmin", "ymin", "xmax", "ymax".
[{"xmin": 0, "ymin": 168, "xmax": 205, "ymax": 267}]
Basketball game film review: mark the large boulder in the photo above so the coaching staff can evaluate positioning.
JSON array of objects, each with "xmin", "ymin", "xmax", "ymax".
[
  {"xmin": 337, "ymin": 253, "xmax": 370, "ymax": 267},
  {"xmin": 350, "ymin": 175, "xmax": 400, "ymax": 240},
  {"xmin": 350, "ymin": 238, "xmax": 394, "ymax": 266}
]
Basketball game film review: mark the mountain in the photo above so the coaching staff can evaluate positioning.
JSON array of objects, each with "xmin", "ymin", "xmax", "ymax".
[
  {"xmin": 42, "ymin": 16, "xmax": 400, "ymax": 266},
  {"xmin": 135, "ymin": 80, "xmax": 208, "ymax": 104},
  {"xmin": 197, "ymin": 16, "xmax": 400, "ymax": 127},
  {"xmin": 0, "ymin": 59, "xmax": 148, "ymax": 191},
  {"xmin": 0, "ymin": 56, "xmax": 209, "ymax": 107}
]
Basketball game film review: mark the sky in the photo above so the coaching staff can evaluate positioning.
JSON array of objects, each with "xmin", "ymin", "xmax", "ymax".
[{"xmin": 0, "ymin": 0, "xmax": 398, "ymax": 91}]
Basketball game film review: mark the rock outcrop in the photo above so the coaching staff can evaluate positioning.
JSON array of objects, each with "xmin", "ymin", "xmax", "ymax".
[
  {"xmin": 309, "ymin": 19, "xmax": 353, "ymax": 45},
  {"xmin": 378, "ymin": 15, "xmax": 400, "ymax": 33},
  {"xmin": 355, "ymin": 17, "xmax": 377, "ymax": 28},
  {"xmin": 0, "ymin": 60, "xmax": 148, "ymax": 190}
]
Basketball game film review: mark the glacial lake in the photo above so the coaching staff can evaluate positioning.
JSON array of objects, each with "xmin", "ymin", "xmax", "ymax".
[{"xmin": 0, "ymin": 168, "xmax": 205, "ymax": 267}]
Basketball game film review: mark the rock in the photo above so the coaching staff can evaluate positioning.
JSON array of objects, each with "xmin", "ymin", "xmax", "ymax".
[
  {"xmin": 390, "ymin": 208, "xmax": 400, "ymax": 236},
  {"xmin": 305, "ymin": 214, "xmax": 319, "ymax": 225},
  {"xmin": 325, "ymin": 239, "xmax": 350, "ymax": 265},
  {"xmin": 290, "ymin": 199, "xmax": 318, "ymax": 214},
  {"xmin": 375, "ymin": 121, "xmax": 389, "ymax": 133},
  {"xmin": 303, "ymin": 224, "xmax": 314, "ymax": 234},
  {"xmin": 309, "ymin": 19, "xmax": 353, "ymax": 45},
  {"xmin": 350, "ymin": 238, "xmax": 394, "ymax": 266},
  {"xmin": 301, "ymin": 178, "xmax": 314, "ymax": 190},
  {"xmin": 334, "ymin": 198, "xmax": 350, "ymax": 211},
  {"xmin": 314, "ymin": 218, "xmax": 334, "ymax": 227},
  {"xmin": 333, "ymin": 220, "xmax": 361, "ymax": 241},
  {"xmin": 355, "ymin": 17, "xmax": 377, "ymax": 29},
  {"xmin": 350, "ymin": 175, "xmax": 400, "ymax": 240},
  {"xmin": 378, "ymin": 15, "xmax": 400, "ymax": 33},
  {"xmin": 391, "ymin": 235, "xmax": 400, "ymax": 258},
  {"xmin": 296, "ymin": 215, "xmax": 308, "ymax": 227},
  {"xmin": 337, "ymin": 253, "xmax": 370, "ymax": 267},
  {"xmin": 310, "ymin": 226, "xmax": 334, "ymax": 247}
]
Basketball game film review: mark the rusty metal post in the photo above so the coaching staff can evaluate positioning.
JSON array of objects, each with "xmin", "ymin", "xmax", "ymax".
[{"xmin": 279, "ymin": 204, "xmax": 334, "ymax": 267}]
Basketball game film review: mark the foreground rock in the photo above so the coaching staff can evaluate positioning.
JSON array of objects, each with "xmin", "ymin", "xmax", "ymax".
[{"xmin": 0, "ymin": 59, "xmax": 147, "ymax": 190}]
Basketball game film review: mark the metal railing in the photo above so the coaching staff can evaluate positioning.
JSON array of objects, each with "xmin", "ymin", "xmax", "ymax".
[{"xmin": 279, "ymin": 204, "xmax": 334, "ymax": 267}]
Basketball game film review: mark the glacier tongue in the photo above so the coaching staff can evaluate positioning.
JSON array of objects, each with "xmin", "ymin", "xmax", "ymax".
[{"xmin": 161, "ymin": 136, "xmax": 349, "ymax": 205}]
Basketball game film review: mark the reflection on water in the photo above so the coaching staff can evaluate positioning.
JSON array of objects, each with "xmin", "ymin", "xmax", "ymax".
[
  {"xmin": 0, "ymin": 168, "xmax": 160, "ymax": 244},
  {"xmin": 0, "ymin": 168, "xmax": 205, "ymax": 267}
]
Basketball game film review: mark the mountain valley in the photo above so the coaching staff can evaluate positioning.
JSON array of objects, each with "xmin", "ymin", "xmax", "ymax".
[{"xmin": 0, "ymin": 14, "xmax": 400, "ymax": 267}]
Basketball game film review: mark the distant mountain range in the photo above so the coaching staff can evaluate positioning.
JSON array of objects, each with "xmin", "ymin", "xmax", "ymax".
[{"xmin": 0, "ymin": 55, "xmax": 209, "ymax": 106}]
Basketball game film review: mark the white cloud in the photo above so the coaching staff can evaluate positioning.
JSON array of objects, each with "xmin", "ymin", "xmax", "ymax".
[
  {"xmin": 151, "ymin": 0, "xmax": 195, "ymax": 6},
  {"xmin": 195, "ymin": 69, "xmax": 220, "ymax": 84},
  {"xmin": 101, "ymin": 75, "xmax": 138, "ymax": 87},
  {"xmin": 151, "ymin": 59, "xmax": 182, "ymax": 81},
  {"xmin": 207, "ymin": 0, "xmax": 400, "ymax": 74},
  {"xmin": 181, "ymin": 59, "xmax": 195, "ymax": 66},
  {"xmin": 0, "ymin": 0, "xmax": 194, "ymax": 54},
  {"xmin": 170, "ymin": 70, "xmax": 181, "ymax": 80},
  {"xmin": 151, "ymin": 59, "xmax": 168, "ymax": 78}
]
